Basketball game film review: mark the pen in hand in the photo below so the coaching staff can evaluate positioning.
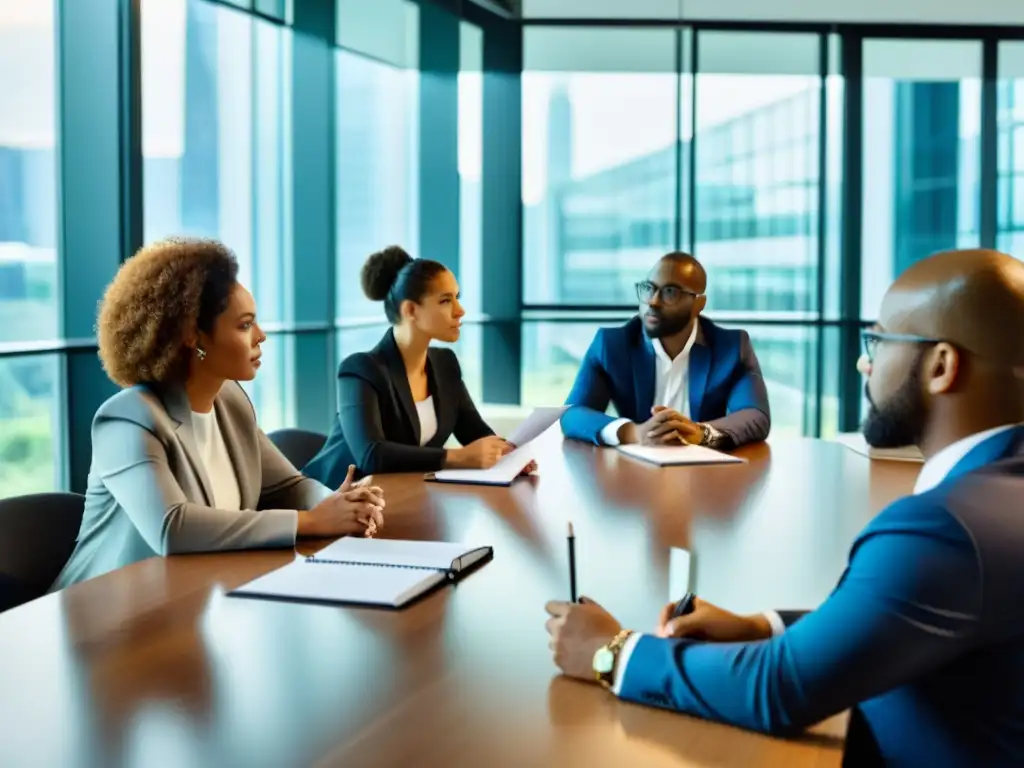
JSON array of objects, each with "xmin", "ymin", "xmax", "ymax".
[
  {"xmin": 567, "ymin": 521, "xmax": 577, "ymax": 603},
  {"xmin": 671, "ymin": 591, "xmax": 696, "ymax": 619}
]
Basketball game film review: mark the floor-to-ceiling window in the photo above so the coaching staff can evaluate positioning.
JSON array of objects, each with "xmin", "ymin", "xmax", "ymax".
[
  {"xmin": 861, "ymin": 39, "xmax": 982, "ymax": 318},
  {"xmin": 335, "ymin": 0, "xmax": 419, "ymax": 364},
  {"xmin": 141, "ymin": 0, "xmax": 292, "ymax": 430},
  {"xmin": 520, "ymin": 27, "xmax": 680, "ymax": 407},
  {"xmin": 998, "ymin": 41, "xmax": 1024, "ymax": 256},
  {"xmin": 520, "ymin": 24, "xmax": 840, "ymax": 437},
  {"xmin": 0, "ymin": 0, "xmax": 62, "ymax": 495},
  {"xmin": 694, "ymin": 31, "xmax": 835, "ymax": 436}
]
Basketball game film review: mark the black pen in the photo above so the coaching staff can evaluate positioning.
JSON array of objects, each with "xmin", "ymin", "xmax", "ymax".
[
  {"xmin": 567, "ymin": 521, "xmax": 577, "ymax": 603},
  {"xmin": 670, "ymin": 591, "xmax": 696, "ymax": 619}
]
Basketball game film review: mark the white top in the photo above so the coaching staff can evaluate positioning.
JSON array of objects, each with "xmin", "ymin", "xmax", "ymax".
[
  {"xmin": 416, "ymin": 396, "xmax": 438, "ymax": 446},
  {"xmin": 612, "ymin": 422, "xmax": 1023, "ymax": 695},
  {"xmin": 601, "ymin": 322, "xmax": 699, "ymax": 446},
  {"xmin": 191, "ymin": 408, "xmax": 242, "ymax": 511}
]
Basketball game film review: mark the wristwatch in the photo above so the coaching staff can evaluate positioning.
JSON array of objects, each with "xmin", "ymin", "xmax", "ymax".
[
  {"xmin": 699, "ymin": 423, "xmax": 726, "ymax": 449},
  {"xmin": 592, "ymin": 629, "xmax": 634, "ymax": 689}
]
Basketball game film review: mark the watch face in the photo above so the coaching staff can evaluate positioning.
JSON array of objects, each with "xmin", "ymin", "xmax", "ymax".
[{"xmin": 593, "ymin": 646, "xmax": 615, "ymax": 675}]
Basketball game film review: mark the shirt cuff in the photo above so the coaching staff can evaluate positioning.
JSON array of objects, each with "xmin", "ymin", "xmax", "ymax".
[
  {"xmin": 762, "ymin": 610, "xmax": 786, "ymax": 637},
  {"xmin": 611, "ymin": 631, "xmax": 644, "ymax": 695},
  {"xmin": 600, "ymin": 418, "xmax": 632, "ymax": 446}
]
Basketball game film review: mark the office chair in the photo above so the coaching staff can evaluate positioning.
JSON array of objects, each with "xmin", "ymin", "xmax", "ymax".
[
  {"xmin": 0, "ymin": 492, "xmax": 85, "ymax": 612},
  {"xmin": 267, "ymin": 428, "xmax": 328, "ymax": 470}
]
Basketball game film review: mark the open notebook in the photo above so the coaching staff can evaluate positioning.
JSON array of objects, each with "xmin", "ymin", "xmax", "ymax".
[
  {"xmin": 228, "ymin": 538, "xmax": 493, "ymax": 609},
  {"xmin": 617, "ymin": 443, "xmax": 747, "ymax": 467}
]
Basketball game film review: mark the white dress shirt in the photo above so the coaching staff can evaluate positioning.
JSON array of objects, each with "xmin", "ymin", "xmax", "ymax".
[
  {"xmin": 415, "ymin": 396, "xmax": 438, "ymax": 446},
  {"xmin": 612, "ymin": 422, "xmax": 1022, "ymax": 694},
  {"xmin": 191, "ymin": 408, "xmax": 242, "ymax": 511},
  {"xmin": 600, "ymin": 322, "xmax": 699, "ymax": 446}
]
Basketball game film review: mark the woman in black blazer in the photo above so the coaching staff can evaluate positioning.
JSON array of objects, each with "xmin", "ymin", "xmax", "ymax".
[{"xmin": 303, "ymin": 246, "xmax": 513, "ymax": 485}]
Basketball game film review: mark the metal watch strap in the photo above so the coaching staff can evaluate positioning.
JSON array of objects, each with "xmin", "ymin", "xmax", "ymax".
[
  {"xmin": 596, "ymin": 629, "xmax": 634, "ymax": 689},
  {"xmin": 699, "ymin": 423, "xmax": 713, "ymax": 446}
]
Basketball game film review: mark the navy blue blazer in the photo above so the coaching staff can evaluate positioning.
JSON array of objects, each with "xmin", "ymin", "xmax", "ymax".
[
  {"xmin": 560, "ymin": 316, "xmax": 770, "ymax": 446},
  {"xmin": 302, "ymin": 329, "xmax": 493, "ymax": 485},
  {"xmin": 618, "ymin": 425, "xmax": 1024, "ymax": 766}
]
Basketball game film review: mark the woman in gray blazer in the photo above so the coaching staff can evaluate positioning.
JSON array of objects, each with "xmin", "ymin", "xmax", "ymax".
[{"xmin": 51, "ymin": 237, "xmax": 386, "ymax": 589}]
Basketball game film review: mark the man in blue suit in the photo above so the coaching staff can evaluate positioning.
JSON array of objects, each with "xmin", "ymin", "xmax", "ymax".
[
  {"xmin": 545, "ymin": 248, "xmax": 1024, "ymax": 766},
  {"xmin": 560, "ymin": 252, "xmax": 770, "ymax": 451}
]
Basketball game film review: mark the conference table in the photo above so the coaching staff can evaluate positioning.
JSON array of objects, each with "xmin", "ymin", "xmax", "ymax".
[{"xmin": 0, "ymin": 431, "xmax": 919, "ymax": 767}]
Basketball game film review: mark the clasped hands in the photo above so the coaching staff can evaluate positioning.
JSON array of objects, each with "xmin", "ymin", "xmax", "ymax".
[
  {"xmin": 544, "ymin": 596, "xmax": 772, "ymax": 684},
  {"xmin": 621, "ymin": 406, "xmax": 703, "ymax": 446},
  {"xmin": 297, "ymin": 464, "xmax": 386, "ymax": 538}
]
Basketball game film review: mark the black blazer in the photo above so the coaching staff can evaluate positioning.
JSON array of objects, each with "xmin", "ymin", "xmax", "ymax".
[{"xmin": 302, "ymin": 329, "xmax": 494, "ymax": 485}]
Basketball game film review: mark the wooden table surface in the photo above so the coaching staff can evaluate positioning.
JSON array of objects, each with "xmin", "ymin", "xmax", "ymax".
[{"xmin": 0, "ymin": 432, "xmax": 920, "ymax": 768}]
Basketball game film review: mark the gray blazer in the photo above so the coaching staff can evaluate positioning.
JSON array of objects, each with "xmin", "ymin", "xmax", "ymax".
[{"xmin": 51, "ymin": 381, "xmax": 333, "ymax": 589}]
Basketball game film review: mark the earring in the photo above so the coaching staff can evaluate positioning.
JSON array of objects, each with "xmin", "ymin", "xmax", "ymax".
[{"xmin": 196, "ymin": 346, "xmax": 207, "ymax": 361}]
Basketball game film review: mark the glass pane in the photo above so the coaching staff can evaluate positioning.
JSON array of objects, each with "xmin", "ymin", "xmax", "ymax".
[
  {"xmin": 521, "ymin": 320, "xmax": 621, "ymax": 408},
  {"xmin": 0, "ymin": 0, "xmax": 59, "ymax": 344},
  {"xmin": 520, "ymin": 319, "xmax": 825, "ymax": 437},
  {"xmin": 694, "ymin": 31, "xmax": 821, "ymax": 321},
  {"xmin": 997, "ymin": 42, "xmax": 1024, "ymax": 257},
  {"xmin": 336, "ymin": 49, "xmax": 419, "ymax": 322},
  {"xmin": 861, "ymin": 39, "xmax": 982, "ymax": 319},
  {"xmin": 458, "ymin": 21, "xmax": 483, "ymax": 319},
  {"xmin": 252, "ymin": 20, "xmax": 289, "ymax": 325},
  {"xmin": 141, "ymin": 0, "xmax": 256, "ymax": 296},
  {"xmin": 242, "ymin": 332, "xmax": 292, "ymax": 432},
  {"xmin": 0, "ymin": 355, "xmax": 61, "ymax": 495},
  {"xmin": 522, "ymin": 28, "xmax": 679, "ymax": 305}
]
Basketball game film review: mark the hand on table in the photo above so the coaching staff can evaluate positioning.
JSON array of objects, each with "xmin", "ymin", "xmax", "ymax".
[{"xmin": 545, "ymin": 597, "xmax": 622, "ymax": 682}]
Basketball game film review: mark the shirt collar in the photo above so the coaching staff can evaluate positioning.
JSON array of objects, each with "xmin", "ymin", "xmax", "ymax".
[
  {"xmin": 651, "ymin": 321, "xmax": 699, "ymax": 368},
  {"xmin": 914, "ymin": 424, "xmax": 1021, "ymax": 494}
]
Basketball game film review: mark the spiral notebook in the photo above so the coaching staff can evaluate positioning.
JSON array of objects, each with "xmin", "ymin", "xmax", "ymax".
[{"xmin": 228, "ymin": 538, "xmax": 493, "ymax": 609}]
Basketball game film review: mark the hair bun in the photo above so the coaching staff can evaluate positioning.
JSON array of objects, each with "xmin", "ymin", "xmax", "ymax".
[{"xmin": 361, "ymin": 246, "xmax": 414, "ymax": 302}]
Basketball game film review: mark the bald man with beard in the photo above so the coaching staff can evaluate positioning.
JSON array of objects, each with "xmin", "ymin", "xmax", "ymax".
[{"xmin": 544, "ymin": 249, "xmax": 1024, "ymax": 766}]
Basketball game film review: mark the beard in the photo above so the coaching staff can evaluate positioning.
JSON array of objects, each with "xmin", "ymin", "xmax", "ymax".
[
  {"xmin": 643, "ymin": 310, "xmax": 691, "ymax": 339},
  {"xmin": 862, "ymin": 356, "xmax": 928, "ymax": 449}
]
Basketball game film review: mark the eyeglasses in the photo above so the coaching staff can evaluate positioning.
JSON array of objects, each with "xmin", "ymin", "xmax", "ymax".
[
  {"xmin": 861, "ymin": 329, "xmax": 946, "ymax": 363},
  {"xmin": 635, "ymin": 281, "xmax": 702, "ymax": 307}
]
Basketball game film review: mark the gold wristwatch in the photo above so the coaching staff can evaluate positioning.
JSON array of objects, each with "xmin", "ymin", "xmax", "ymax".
[{"xmin": 592, "ymin": 629, "xmax": 634, "ymax": 689}]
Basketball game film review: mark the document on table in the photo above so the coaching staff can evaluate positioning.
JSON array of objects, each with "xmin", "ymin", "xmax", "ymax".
[
  {"xmin": 617, "ymin": 443, "xmax": 746, "ymax": 466},
  {"xmin": 426, "ymin": 444, "xmax": 534, "ymax": 486},
  {"xmin": 426, "ymin": 406, "xmax": 565, "ymax": 486},
  {"xmin": 833, "ymin": 432, "xmax": 923, "ymax": 463}
]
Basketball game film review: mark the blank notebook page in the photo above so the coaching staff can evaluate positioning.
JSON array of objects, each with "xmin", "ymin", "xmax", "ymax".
[{"xmin": 233, "ymin": 558, "xmax": 446, "ymax": 608}]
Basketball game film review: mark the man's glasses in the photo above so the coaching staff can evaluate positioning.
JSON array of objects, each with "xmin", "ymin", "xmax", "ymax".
[
  {"xmin": 861, "ymin": 329, "xmax": 946, "ymax": 363},
  {"xmin": 635, "ymin": 281, "xmax": 701, "ymax": 307}
]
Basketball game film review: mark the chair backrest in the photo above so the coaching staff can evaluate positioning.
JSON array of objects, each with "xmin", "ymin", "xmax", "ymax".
[
  {"xmin": 267, "ymin": 428, "xmax": 328, "ymax": 470},
  {"xmin": 0, "ymin": 492, "xmax": 85, "ymax": 611}
]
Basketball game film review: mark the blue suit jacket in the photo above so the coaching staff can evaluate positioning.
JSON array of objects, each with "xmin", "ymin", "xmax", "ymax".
[
  {"xmin": 619, "ymin": 426, "xmax": 1024, "ymax": 766},
  {"xmin": 560, "ymin": 316, "xmax": 771, "ymax": 447}
]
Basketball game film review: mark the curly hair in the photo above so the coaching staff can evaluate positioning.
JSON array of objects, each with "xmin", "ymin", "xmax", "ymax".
[{"xmin": 97, "ymin": 237, "xmax": 239, "ymax": 387}]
